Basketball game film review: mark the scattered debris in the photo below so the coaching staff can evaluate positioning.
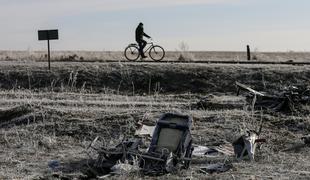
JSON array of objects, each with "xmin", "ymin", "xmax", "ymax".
[
  {"xmin": 236, "ymin": 82, "xmax": 310, "ymax": 113},
  {"xmin": 48, "ymin": 160, "xmax": 60, "ymax": 171},
  {"xmin": 97, "ymin": 138, "xmax": 142, "ymax": 166},
  {"xmin": 140, "ymin": 113, "xmax": 193, "ymax": 175},
  {"xmin": 215, "ymin": 144, "xmax": 235, "ymax": 156},
  {"xmin": 236, "ymin": 82, "xmax": 264, "ymax": 96},
  {"xmin": 111, "ymin": 162, "xmax": 139, "ymax": 175},
  {"xmin": 192, "ymin": 145, "xmax": 218, "ymax": 157},
  {"xmin": 88, "ymin": 113, "xmax": 194, "ymax": 176},
  {"xmin": 192, "ymin": 144, "xmax": 234, "ymax": 157},
  {"xmin": 302, "ymin": 135, "xmax": 310, "ymax": 145},
  {"xmin": 233, "ymin": 131, "xmax": 258, "ymax": 161},
  {"xmin": 232, "ymin": 130, "xmax": 265, "ymax": 161},
  {"xmin": 97, "ymin": 174, "xmax": 112, "ymax": 179},
  {"xmin": 281, "ymin": 136, "xmax": 310, "ymax": 152},
  {"xmin": 135, "ymin": 124, "xmax": 155, "ymax": 137},
  {"xmin": 87, "ymin": 112, "xmax": 268, "ymax": 177},
  {"xmin": 199, "ymin": 162, "xmax": 233, "ymax": 174}
]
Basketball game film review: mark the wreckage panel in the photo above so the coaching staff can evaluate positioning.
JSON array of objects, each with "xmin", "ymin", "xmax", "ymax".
[{"xmin": 155, "ymin": 128, "xmax": 184, "ymax": 153}]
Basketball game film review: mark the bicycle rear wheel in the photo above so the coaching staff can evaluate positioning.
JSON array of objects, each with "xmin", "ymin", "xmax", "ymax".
[
  {"xmin": 124, "ymin": 45, "xmax": 140, "ymax": 61},
  {"xmin": 149, "ymin": 45, "xmax": 165, "ymax": 61}
]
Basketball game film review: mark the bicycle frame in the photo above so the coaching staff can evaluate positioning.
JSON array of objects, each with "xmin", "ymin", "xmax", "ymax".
[
  {"xmin": 142, "ymin": 42, "xmax": 154, "ymax": 54},
  {"xmin": 130, "ymin": 42, "xmax": 154, "ymax": 53}
]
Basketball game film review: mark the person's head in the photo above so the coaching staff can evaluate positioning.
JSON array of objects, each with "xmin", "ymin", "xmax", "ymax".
[{"xmin": 139, "ymin": 22, "xmax": 143, "ymax": 27}]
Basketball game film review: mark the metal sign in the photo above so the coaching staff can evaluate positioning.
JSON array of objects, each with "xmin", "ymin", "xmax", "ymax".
[
  {"xmin": 38, "ymin": 29, "xmax": 59, "ymax": 70},
  {"xmin": 38, "ymin": 29, "xmax": 59, "ymax": 40}
]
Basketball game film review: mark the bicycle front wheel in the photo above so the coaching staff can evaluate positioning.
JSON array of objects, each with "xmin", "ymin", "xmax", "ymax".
[
  {"xmin": 124, "ymin": 45, "xmax": 140, "ymax": 61},
  {"xmin": 149, "ymin": 45, "xmax": 165, "ymax": 61}
]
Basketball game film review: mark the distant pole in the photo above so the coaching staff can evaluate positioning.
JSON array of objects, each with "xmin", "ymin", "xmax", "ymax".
[
  {"xmin": 47, "ymin": 39, "xmax": 51, "ymax": 70},
  {"xmin": 247, "ymin": 45, "xmax": 251, "ymax": 60}
]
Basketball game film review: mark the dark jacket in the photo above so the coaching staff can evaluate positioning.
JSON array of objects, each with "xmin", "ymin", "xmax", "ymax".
[{"xmin": 135, "ymin": 25, "xmax": 150, "ymax": 42}]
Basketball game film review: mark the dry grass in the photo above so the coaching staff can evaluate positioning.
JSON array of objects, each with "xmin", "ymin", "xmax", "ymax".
[
  {"xmin": 0, "ymin": 61, "xmax": 310, "ymax": 178},
  {"xmin": 2, "ymin": 50, "xmax": 310, "ymax": 62}
]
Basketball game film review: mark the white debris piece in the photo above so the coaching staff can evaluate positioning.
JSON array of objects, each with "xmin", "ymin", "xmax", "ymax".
[
  {"xmin": 135, "ymin": 125, "xmax": 155, "ymax": 136},
  {"xmin": 192, "ymin": 145, "xmax": 218, "ymax": 157},
  {"xmin": 233, "ymin": 131, "xmax": 259, "ymax": 161},
  {"xmin": 192, "ymin": 144, "xmax": 234, "ymax": 157},
  {"xmin": 111, "ymin": 163, "xmax": 140, "ymax": 175}
]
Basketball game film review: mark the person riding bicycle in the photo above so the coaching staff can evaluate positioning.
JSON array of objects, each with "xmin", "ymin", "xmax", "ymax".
[{"xmin": 135, "ymin": 22, "xmax": 151, "ymax": 58}]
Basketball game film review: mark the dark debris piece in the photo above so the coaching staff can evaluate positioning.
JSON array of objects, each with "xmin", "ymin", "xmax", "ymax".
[
  {"xmin": 236, "ymin": 82, "xmax": 310, "ymax": 113},
  {"xmin": 199, "ymin": 162, "xmax": 233, "ymax": 174}
]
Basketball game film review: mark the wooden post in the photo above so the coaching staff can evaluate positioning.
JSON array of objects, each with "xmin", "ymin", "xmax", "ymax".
[
  {"xmin": 47, "ymin": 39, "xmax": 51, "ymax": 70},
  {"xmin": 247, "ymin": 45, "xmax": 251, "ymax": 60}
]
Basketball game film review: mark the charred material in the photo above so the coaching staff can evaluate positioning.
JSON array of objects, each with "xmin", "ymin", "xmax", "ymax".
[
  {"xmin": 86, "ymin": 138, "xmax": 143, "ymax": 176},
  {"xmin": 236, "ymin": 82, "xmax": 310, "ymax": 113},
  {"xmin": 88, "ymin": 113, "xmax": 194, "ymax": 176}
]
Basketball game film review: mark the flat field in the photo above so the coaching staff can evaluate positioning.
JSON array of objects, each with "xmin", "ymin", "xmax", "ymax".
[
  {"xmin": 2, "ymin": 50, "xmax": 310, "ymax": 62},
  {"xmin": 0, "ymin": 57, "xmax": 310, "ymax": 179}
]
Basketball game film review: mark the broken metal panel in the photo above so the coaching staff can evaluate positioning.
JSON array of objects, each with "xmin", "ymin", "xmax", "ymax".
[
  {"xmin": 192, "ymin": 145, "xmax": 216, "ymax": 157},
  {"xmin": 147, "ymin": 113, "xmax": 192, "ymax": 155},
  {"xmin": 192, "ymin": 144, "xmax": 234, "ymax": 157},
  {"xmin": 135, "ymin": 124, "xmax": 155, "ymax": 137},
  {"xmin": 140, "ymin": 113, "xmax": 193, "ymax": 175},
  {"xmin": 236, "ymin": 81, "xmax": 310, "ymax": 113},
  {"xmin": 236, "ymin": 82, "xmax": 265, "ymax": 96},
  {"xmin": 232, "ymin": 131, "xmax": 259, "ymax": 161},
  {"xmin": 88, "ymin": 113, "xmax": 194, "ymax": 176}
]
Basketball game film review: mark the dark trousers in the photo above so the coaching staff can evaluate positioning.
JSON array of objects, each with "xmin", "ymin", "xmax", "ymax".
[{"xmin": 137, "ymin": 39, "xmax": 147, "ymax": 56}]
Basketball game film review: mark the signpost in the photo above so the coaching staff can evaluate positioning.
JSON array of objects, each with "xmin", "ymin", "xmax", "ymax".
[{"xmin": 38, "ymin": 29, "xmax": 59, "ymax": 70}]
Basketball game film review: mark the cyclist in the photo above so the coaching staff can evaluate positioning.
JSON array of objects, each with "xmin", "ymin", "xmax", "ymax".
[{"xmin": 135, "ymin": 22, "xmax": 151, "ymax": 58}]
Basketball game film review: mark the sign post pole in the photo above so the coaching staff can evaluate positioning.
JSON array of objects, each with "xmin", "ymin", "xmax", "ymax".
[{"xmin": 38, "ymin": 29, "xmax": 59, "ymax": 71}]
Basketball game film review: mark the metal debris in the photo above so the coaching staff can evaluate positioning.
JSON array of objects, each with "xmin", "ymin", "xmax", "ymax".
[
  {"xmin": 48, "ymin": 160, "xmax": 60, "ymax": 172},
  {"xmin": 301, "ymin": 135, "xmax": 310, "ymax": 145},
  {"xmin": 135, "ymin": 124, "xmax": 155, "ymax": 137},
  {"xmin": 89, "ymin": 113, "xmax": 194, "ymax": 176},
  {"xmin": 199, "ymin": 162, "xmax": 233, "ymax": 174},
  {"xmin": 192, "ymin": 145, "xmax": 218, "ymax": 157},
  {"xmin": 236, "ymin": 82, "xmax": 310, "ymax": 113},
  {"xmin": 111, "ymin": 162, "xmax": 140, "ymax": 175},
  {"xmin": 140, "ymin": 113, "xmax": 193, "ymax": 175},
  {"xmin": 232, "ymin": 131, "xmax": 265, "ymax": 161},
  {"xmin": 233, "ymin": 131, "xmax": 258, "ymax": 161},
  {"xmin": 192, "ymin": 144, "xmax": 234, "ymax": 157}
]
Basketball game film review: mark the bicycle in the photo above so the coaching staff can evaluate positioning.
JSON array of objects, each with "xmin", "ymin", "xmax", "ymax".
[{"xmin": 124, "ymin": 40, "xmax": 165, "ymax": 61}]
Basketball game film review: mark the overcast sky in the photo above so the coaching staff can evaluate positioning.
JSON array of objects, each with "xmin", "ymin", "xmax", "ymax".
[{"xmin": 1, "ymin": 0, "xmax": 309, "ymax": 51}]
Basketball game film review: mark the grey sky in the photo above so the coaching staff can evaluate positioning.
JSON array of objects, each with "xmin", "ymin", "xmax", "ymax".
[{"xmin": 0, "ymin": 0, "xmax": 309, "ymax": 51}]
